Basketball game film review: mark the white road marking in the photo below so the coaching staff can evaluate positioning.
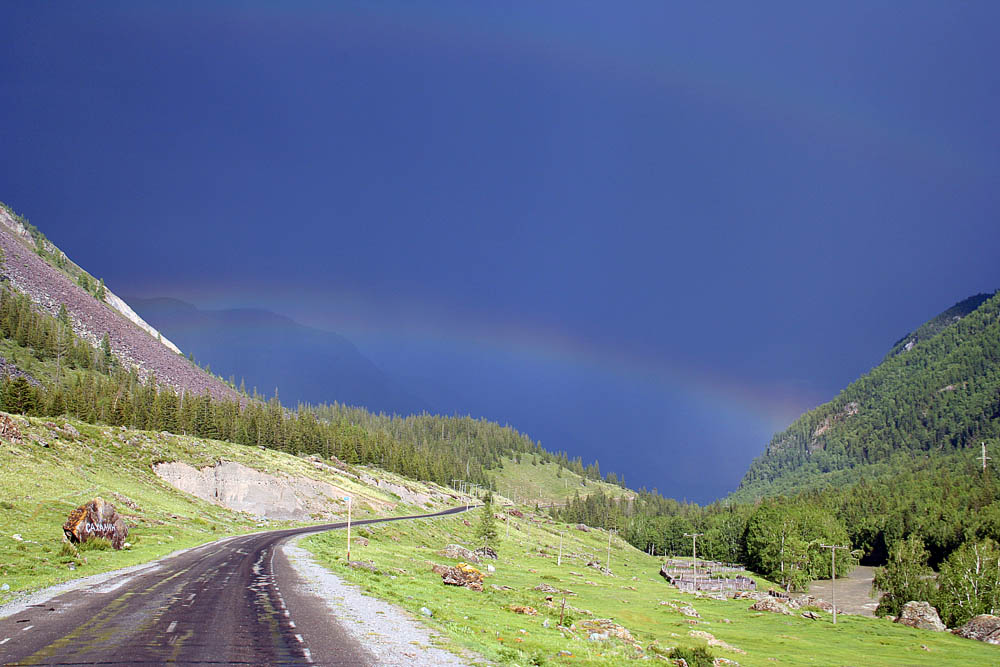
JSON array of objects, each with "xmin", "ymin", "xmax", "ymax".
[
  {"xmin": 302, "ymin": 647, "xmax": 312, "ymax": 662},
  {"xmin": 0, "ymin": 638, "xmax": 10, "ymax": 645},
  {"xmin": 186, "ymin": 593, "xmax": 196, "ymax": 601},
  {"xmin": 289, "ymin": 621, "xmax": 295, "ymax": 628},
  {"xmin": 295, "ymin": 634, "xmax": 304, "ymax": 643},
  {"xmin": 166, "ymin": 621, "xmax": 178, "ymax": 633},
  {"xmin": 21, "ymin": 625, "xmax": 33, "ymax": 632}
]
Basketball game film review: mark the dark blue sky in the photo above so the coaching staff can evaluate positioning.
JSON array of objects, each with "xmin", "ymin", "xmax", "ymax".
[{"xmin": 3, "ymin": 3, "xmax": 999, "ymax": 502}]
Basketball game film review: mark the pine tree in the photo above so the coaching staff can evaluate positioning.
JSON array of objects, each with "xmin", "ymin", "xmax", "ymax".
[{"xmin": 475, "ymin": 498, "xmax": 499, "ymax": 550}]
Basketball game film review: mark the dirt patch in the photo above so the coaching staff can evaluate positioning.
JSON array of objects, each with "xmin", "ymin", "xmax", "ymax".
[
  {"xmin": 154, "ymin": 461, "xmax": 389, "ymax": 520},
  {"xmin": 808, "ymin": 565, "xmax": 880, "ymax": 616}
]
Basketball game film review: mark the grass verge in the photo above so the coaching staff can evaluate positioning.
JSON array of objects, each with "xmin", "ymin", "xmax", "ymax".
[{"xmin": 302, "ymin": 507, "xmax": 997, "ymax": 666}]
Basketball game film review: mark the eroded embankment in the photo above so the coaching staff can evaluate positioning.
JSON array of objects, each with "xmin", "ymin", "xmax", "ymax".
[{"xmin": 153, "ymin": 461, "xmax": 387, "ymax": 521}]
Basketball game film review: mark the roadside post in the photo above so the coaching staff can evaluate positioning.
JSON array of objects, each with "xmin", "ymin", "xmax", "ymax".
[{"xmin": 344, "ymin": 496, "xmax": 352, "ymax": 562}]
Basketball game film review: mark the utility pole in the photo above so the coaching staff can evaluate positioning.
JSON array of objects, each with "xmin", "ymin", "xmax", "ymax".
[
  {"xmin": 981, "ymin": 443, "xmax": 991, "ymax": 473},
  {"xmin": 684, "ymin": 533, "xmax": 704, "ymax": 578},
  {"xmin": 558, "ymin": 531, "xmax": 564, "ymax": 566},
  {"xmin": 820, "ymin": 544, "xmax": 850, "ymax": 624}
]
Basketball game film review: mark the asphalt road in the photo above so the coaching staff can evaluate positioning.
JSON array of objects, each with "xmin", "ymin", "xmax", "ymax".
[{"xmin": 0, "ymin": 506, "xmax": 471, "ymax": 665}]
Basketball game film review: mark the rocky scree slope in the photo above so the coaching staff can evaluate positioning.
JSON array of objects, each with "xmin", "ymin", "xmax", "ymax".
[
  {"xmin": 0, "ymin": 207, "xmax": 240, "ymax": 402},
  {"xmin": 735, "ymin": 291, "xmax": 1000, "ymax": 500}
]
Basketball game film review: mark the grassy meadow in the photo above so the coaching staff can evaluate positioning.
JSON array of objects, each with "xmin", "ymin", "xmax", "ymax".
[
  {"xmin": 303, "ymin": 506, "xmax": 998, "ymax": 666},
  {"xmin": 492, "ymin": 456, "xmax": 632, "ymax": 506},
  {"xmin": 0, "ymin": 412, "xmax": 459, "ymax": 606}
]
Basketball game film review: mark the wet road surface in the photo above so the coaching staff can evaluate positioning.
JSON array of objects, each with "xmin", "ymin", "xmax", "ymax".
[{"xmin": 0, "ymin": 506, "xmax": 470, "ymax": 665}]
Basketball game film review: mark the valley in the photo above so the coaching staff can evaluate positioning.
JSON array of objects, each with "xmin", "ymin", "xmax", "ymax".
[{"xmin": 1, "ymin": 210, "xmax": 1000, "ymax": 663}]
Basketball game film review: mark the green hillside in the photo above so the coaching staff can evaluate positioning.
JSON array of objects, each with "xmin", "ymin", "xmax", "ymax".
[
  {"xmin": 490, "ymin": 455, "xmax": 632, "ymax": 506},
  {"xmin": 736, "ymin": 291, "xmax": 1000, "ymax": 501},
  {"xmin": 0, "ymin": 412, "xmax": 462, "ymax": 606}
]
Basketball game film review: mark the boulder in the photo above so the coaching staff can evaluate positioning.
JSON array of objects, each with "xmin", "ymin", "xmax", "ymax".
[
  {"xmin": 440, "ymin": 544, "xmax": 479, "ymax": 563},
  {"xmin": 353, "ymin": 536, "xmax": 369, "ymax": 547},
  {"xmin": 474, "ymin": 545, "xmax": 498, "ymax": 560},
  {"xmin": 509, "ymin": 604, "xmax": 537, "ymax": 615},
  {"xmin": 749, "ymin": 597, "xmax": 792, "ymax": 615},
  {"xmin": 0, "ymin": 414, "xmax": 22, "ymax": 440},
  {"xmin": 575, "ymin": 523, "xmax": 590, "ymax": 532},
  {"xmin": 578, "ymin": 618, "xmax": 637, "ymax": 645},
  {"xmin": 441, "ymin": 563, "xmax": 485, "ymax": 591},
  {"xmin": 430, "ymin": 563, "xmax": 451, "ymax": 576},
  {"xmin": 534, "ymin": 583, "xmax": 560, "ymax": 593},
  {"xmin": 63, "ymin": 497, "xmax": 129, "ymax": 549},
  {"xmin": 793, "ymin": 595, "xmax": 835, "ymax": 612},
  {"xmin": 895, "ymin": 601, "xmax": 945, "ymax": 632},
  {"xmin": 952, "ymin": 614, "xmax": 1000, "ymax": 643}
]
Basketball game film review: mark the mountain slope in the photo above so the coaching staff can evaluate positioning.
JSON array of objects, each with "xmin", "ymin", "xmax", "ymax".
[
  {"xmin": 0, "ymin": 203, "xmax": 240, "ymax": 402},
  {"xmin": 129, "ymin": 297, "xmax": 429, "ymax": 415},
  {"xmin": 734, "ymin": 291, "xmax": 1000, "ymax": 500},
  {"xmin": 886, "ymin": 292, "xmax": 992, "ymax": 358}
]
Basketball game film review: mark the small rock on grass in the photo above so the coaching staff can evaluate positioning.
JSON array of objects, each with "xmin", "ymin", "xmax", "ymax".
[
  {"xmin": 510, "ymin": 605, "xmax": 538, "ymax": 615},
  {"xmin": 420, "ymin": 607, "xmax": 433, "ymax": 617}
]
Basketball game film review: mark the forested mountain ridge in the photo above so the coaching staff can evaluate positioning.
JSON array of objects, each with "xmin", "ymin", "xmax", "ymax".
[
  {"xmin": 0, "ymin": 202, "xmax": 240, "ymax": 402},
  {"xmin": 735, "ymin": 291, "xmax": 1000, "ymax": 501},
  {"xmin": 886, "ymin": 292, "xmax": 993, "ymax": 359}
]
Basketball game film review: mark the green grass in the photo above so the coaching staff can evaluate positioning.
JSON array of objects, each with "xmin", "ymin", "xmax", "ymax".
[
  {"xmin": 303, "ymin": 508, "xmax": 999, "ymax": 666},
  {"xmin": 0, "ymin": 412, "xmax": 463, "ymax": 606},
  {"xmin": 492, "ymin": 457, "xmax": 631, "ymax": 506}
]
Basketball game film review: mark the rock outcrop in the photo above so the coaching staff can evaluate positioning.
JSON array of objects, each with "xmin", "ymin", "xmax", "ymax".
[
  {"xmin": 439, "ymin": 544, "xmax": 479, "ymax": 563},
  {"xmin": 154, "ymin": 461, "xmax": 369, "ymax": 520},
  {"xmin": 63, "ymin": 497, "xmax": 129, "ymax": 549},
  {"xmin": 952, "ymin": 615, "xmax": 1000, "ymax": 643},
  {"xmin": 749, "ymin": 597, "xmax": 792, "ymax": 615},
  {"xmin": 578, "ymin": 619, "xmax": 637, "ymax": 645},
  {"xmin": 894, "ymin": 601, "xmax": 946, "ymax": 632}
]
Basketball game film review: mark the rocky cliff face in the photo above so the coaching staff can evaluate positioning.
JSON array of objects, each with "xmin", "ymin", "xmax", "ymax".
[{"xmin": 0, "ymin": 206, "xmax": 241, "ymax": 403}]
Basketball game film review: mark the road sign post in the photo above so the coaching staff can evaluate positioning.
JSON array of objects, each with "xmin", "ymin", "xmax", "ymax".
[{"xmin": 344, "ymin": 496, "xmax": 352, "ymax": 562}]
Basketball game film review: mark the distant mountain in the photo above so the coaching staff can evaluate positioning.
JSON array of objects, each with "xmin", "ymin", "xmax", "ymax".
[
  {"xmin": 129, "ymin": 297, "xmax": 430, "ymax": 415},
  {"xmin": 734, "ymin": 291, "xmax": 1000, "ymax": 500}
]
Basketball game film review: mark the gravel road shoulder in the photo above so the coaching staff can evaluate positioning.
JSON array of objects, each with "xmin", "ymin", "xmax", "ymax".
[{"xmin": 283, "ymin": 535, "xmax": 480, "ymax": 666}]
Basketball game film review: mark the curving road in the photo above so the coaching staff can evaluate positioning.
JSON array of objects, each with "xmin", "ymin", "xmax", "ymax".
[{"xmin": 0, "ymin": 506, "xmax": 471, "ymax": 665}]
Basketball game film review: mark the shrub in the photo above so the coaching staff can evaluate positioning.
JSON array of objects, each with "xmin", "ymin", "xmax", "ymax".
[
  {"xmin": 78, "ymin": 537, "xmax": 112, "ymax": 552},
  {"xmin": 668, "ymin": 645, "xmax": 715, "ymax": 667}
]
